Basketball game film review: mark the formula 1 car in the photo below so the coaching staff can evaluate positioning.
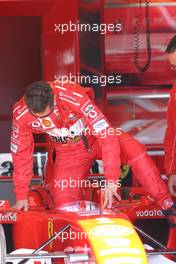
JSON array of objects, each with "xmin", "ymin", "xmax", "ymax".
[{"xmin": 0, "ymin": 178, "xmax": 176, "ymax": 264}]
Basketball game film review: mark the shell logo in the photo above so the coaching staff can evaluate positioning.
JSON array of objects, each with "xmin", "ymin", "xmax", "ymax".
[{"xmin": 42, "ymin": 119, "xmax": 52, "ymax": 127}]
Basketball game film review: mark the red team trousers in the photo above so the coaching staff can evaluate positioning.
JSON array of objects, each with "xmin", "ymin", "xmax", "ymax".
[{"xmin": 46, "ymin": 132, "xmax": 171, "ymax": 209}]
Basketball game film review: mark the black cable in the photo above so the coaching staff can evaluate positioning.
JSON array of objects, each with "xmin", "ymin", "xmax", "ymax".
[{"xmin": 134, "ymin": 0, "xmax": 152, "ymax": 72}]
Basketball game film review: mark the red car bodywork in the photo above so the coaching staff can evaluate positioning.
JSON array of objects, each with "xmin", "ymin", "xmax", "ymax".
[{"xmin": 0, "ymin": 184, "xmax": 176, "ymax": 263}]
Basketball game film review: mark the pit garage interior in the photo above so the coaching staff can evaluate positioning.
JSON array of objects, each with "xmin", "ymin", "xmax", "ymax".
[{"xmin": 1, "ymin": 0, "xmax": 176, "ymax": 263}]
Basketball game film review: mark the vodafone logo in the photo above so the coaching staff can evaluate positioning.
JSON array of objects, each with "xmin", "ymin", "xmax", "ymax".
[
  {"xmin": 136, "ymin": 209, "xmax": 163, "ymax": 217},
  {"xmin": 31, "ymin": 121, "xmax": 41, "ymax": 128},
  {"xmin": 28, "ymin": 119, "xmax": 43, "ymax": 130}
]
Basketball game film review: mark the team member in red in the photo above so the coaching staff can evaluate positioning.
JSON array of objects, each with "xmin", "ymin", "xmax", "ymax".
[
  {"xmin": 11, "ymin": 81, "xmax": 121, "ymax": 210},
  {"xmin": 11, "ymin": 81, "xmax": 175, "ymax": 221},
  {"xmin": 164, "ymin": 36, "xmax": 176, "ymax": 197}
]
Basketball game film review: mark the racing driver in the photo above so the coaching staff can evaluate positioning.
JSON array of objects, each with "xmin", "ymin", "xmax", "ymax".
[{"xmin": 10, "ymin": 81, "xmax": 176, "ymax": 225}]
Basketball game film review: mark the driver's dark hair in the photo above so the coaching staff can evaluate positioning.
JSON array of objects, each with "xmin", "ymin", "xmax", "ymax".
[
  {"xmin": 166, "ymin": 35, "xmax": 176, "ymax": 53},
  {"xmin": 24, "ymin": 81, "xmax": 54, "ymax": 113}
]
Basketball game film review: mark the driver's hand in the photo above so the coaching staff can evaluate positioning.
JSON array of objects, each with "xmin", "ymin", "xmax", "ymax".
[
  {"xmin": 103, "ymin": 184, "xmax": 121, "ymax": 209},
  {"xmin": 168, "ymin": 174, "xmax": 176, "ymax": 197},
  {"xmin": 13, "ymin": 199, "xmax": 29, "ymax": 211},
  {"xmin": 3, "ymin": 199, "xmax": 28, "ymax": 218}
]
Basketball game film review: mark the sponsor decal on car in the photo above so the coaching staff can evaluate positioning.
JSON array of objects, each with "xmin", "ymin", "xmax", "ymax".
[
  {"xmin": 0, "ymin": 213, "xmax": 17, "ymax": 222},
  {"xmin": 48, "ymin": 218, "xmax": 54, "ymax": 249},
  {"xmin": 90, "ymin": 224, "xmax": 134, "ymax": 237},
  {"xmin": 78, "ymin": 218, "xmax": 147, "ymax": 264},
  {"xmin": 136, "ymin": 209, "xmax": 163, "ymax": 217}
]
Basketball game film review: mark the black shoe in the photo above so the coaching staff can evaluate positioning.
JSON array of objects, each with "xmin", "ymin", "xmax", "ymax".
[{"xmin": 162, "ymin": 204, "xmax": 176, "ymax": 227}]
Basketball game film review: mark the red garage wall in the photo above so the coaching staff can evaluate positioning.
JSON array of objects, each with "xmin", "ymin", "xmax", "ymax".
[
  {"xmin": 0, "ymin": 0, "xmax": 79, "ymax": 152},
  {"xmin": 42, "ymin": 0, "xmax": 80, "ymax": 80},
  {"xmin": 0, "ymin": 16, "xmax": 41, "ymax": 152}
]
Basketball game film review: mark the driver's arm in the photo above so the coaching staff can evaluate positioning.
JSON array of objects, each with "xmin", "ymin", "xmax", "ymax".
[{"xmin": 11, "ymin": 113, "xmax": 34, "ymax": 209}]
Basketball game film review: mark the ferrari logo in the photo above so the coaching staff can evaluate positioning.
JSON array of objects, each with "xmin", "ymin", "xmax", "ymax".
[{"xmin": 48, "ymin": 218, "xmax": 54, "ymax": 249}]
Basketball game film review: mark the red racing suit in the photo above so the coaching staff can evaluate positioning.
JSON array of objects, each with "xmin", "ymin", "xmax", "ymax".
[
  {"xmin": 11, "ymin": 82, "xmax": 120, "ymax": 203},
  {"xmin": 164, "ymin": 83, "xmax": 176, "ymax": 176},
  {"xmin": 11, "ymin": 81, "xmax": 172, "ymax": 209}
]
